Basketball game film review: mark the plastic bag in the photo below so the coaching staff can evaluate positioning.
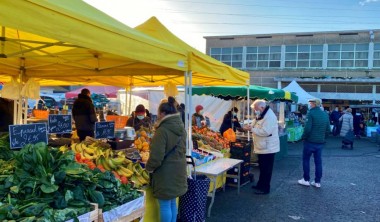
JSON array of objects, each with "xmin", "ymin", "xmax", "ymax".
[
  {"xmin": 21, "ymin": 78, "xmax": 40, "ymax": 99},
  {"xmin": 0, "ymin": 77, "xmax": 21, "ymax": 100},
  {"xmin": 223, "ymin": 128, "xmax": 236, "ymax": 142}
]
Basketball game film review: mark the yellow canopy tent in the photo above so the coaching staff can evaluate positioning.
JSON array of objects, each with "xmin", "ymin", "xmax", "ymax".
[
  {"xmin": 0, "ymin": 0, "xmax": 188, "ymax": 87},
  {"xmin": 135, "ymin": 17, "xmax": 249, "ymax": 86}
]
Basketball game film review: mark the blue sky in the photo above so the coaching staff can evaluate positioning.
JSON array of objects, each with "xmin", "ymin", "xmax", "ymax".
[{"xmin": 84, "ymin": 0, "xmax": 380, "ymax": 52}]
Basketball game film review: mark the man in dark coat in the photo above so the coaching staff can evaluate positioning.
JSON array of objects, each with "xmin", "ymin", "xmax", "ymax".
[
  {"xmin": 72, "ymin": 88, "xmax": 97, "ymax": 141},
  {"xmin": 330, "ymin": 107, "xmax": 341, "ymax": 136},
  {"xmin": 0, "ymin": 98, "xmax": 14, "ymax": 133},
  {"xmin": 219, "ymin": 107, "xmax": 243, "ymax": 135}
]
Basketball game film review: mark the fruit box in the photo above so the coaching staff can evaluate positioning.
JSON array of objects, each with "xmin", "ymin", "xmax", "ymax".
[
  {"xmin": 99, "ymin": 191, "xmax": 145, "ymax": 222},
  {"xmin": 66, "ymin": 203, "xmax": 100, "ymax": 222}
]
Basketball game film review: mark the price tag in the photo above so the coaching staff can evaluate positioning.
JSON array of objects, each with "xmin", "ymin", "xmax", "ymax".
[
  {"xmin": 95, "ymin": 121, "xmax": 115, "ymax": 139},
  {"xmin": 9, "ymin": 123, "xmax": 48, "ymax": 149},
  {"xmin": 48, "ymin": 114, "xmax": 72, "ymax": 134}
]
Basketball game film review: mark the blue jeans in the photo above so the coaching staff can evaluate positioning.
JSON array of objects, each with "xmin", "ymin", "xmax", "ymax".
[
  {"xmin": 303, "ymin": 141, "xmax": 323, "ymax": 183},
  {"xmin": 158, "ymin": 198, "xmax": 177, "ymax": 222}
]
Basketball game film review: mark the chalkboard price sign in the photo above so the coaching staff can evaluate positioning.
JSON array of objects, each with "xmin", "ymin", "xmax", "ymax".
[
  {"xmin": 95, "ymin": 121, "xmax": 115, "ymax": 139},
  {"xmin": 9, "ymin": 123, "xmax": 48, "ymax": 149},
  {"xmin": 48, "ymin": 115, "xmax": 72, "ymax": 134}
]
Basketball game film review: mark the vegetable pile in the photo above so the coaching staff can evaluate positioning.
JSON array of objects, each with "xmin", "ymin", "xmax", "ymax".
[{"xmin": 0, "ymin": 136, "xmax": 142, "ymax": 222}]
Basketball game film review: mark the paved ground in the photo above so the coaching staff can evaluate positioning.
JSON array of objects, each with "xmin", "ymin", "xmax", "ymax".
[{"xmin": 206, "ymin": 136, "xmax": 380, "ymax": 222}]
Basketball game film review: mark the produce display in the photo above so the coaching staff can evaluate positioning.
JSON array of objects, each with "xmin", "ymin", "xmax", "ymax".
[
  {"xmin": 0, "ymin": 134, "xmax": 143, "ymax": 222},
  {"xmin": 192, "ymin": 126, "xmax": 230, "ymax": 152},
  {"xmin": 134, "ymin": 127, "xmax": 152, "ymax": 163},
  {"xmin": 68, "ymin": 141, "xmax": 149, "ymax": 188}
]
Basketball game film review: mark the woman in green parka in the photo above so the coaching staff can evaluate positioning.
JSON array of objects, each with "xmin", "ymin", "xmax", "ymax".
[{"xmin": 145, "ymin": 96, "xmax": 188, "ymax": 222}]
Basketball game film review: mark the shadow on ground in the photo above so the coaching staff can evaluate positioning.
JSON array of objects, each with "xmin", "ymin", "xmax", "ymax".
[{"xmin": 205, "ymin": 136, "xmax": 380, "ymax": 222}]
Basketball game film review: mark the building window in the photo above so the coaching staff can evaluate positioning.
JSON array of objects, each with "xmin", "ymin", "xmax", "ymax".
[
  {"xmin": 284, "ymin": 44, "xmax": 323, "ymax": 69},
  {"xmin": 374, "ymin": 43, "xmax": 380, "ymax": 68},
  {"xmin": 246, "ymin": 46, "xmax": 280, "ymax": 69},
  {"xmin": 210, "ymin": 47, "xmax": 243, "ymax": 68},
  {"xmin": 327, "ymin": 43, "xmax": 368, "ymax": 68}
]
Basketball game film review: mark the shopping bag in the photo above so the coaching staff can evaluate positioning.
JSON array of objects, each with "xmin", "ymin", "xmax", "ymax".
[
  {"xmin": 344, "ymin": 130, "xmax": 354, "ymax": 143},
  {"xmin": 178, "ymin": 156, "xmax": 210, "ymax": 222},
  {"xmin": 223, "ymin": 128, "xmax": 236, "ymax": 142}
]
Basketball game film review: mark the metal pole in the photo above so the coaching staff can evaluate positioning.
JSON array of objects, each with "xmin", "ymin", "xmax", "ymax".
[
  {"xmin": 188, "ymin": 71, "xmax": 193, "ymax": 156},
  {"xmin": 247, "ymin": 81, "xmax": 250, "ymax": 141}
]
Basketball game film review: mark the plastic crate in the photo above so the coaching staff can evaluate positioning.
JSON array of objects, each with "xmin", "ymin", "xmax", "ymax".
[
  {"xmin": 106, "ymin": 115, "xmax": 129, "ymax": 129},
  {"xmin": 32, "ymin": 109, "xmax": 49, "ymax": 119},
  {"xmin": 226, "ymin": 172, "xmax": 251, "ymax": 185},
  {"xmin": 227, "ymin": 163, "xmax": 251, "ymax": 176}
]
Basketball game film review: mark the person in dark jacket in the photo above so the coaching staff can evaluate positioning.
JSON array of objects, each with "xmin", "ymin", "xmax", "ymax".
[
  {"xmin": 0, "ymin": 98, "xmax": 14, "ymax": 132},
  {"xmin": 219, "ymin": 107, "xmax": 244, "ymax": 135},
  {"xmin": 298, "ymin": 99, "xmax": 330, "ymax": 188},
  {"xmin": 330, "ymin": 107, "xmax": 341, "ymax": 136},
  {"xmin": 177, "ymin": 103, "xmax": 186, "ymax": 125},
  {"xmin": 146, "ymin": 96, "xmax": 187, "ymax": 222},
  {"xmin": 126, "ymin": 104, "xmax": 151, "ymax": 131},
  {"xmin": 72, "ymin": 88, "xmax": 98, "ymax": 141}
]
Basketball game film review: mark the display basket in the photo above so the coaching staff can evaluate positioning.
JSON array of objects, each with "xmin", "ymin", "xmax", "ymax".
[
  {"xmin": 106, "ymin": 115, "xmax": 129, "ymax": 129},
  {"xmin": 32, "ymin": 109, "xmax": 49, "ymax": 119},
  {"xmin": 99, "ymin": 191, "xmax": 145, "ymax": 222},
  {"xmin": 66, "ymin": 203, "xmax": 100, "ymax": 222}
]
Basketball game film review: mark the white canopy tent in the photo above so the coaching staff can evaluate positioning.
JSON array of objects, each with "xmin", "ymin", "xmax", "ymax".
[{"xmin": 283, "ymin": 80, "xmax": 321, "ymax": 105}]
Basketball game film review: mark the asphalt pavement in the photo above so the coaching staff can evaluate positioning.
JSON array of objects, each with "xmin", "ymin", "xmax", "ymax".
[{"xmin": 206, "ymin": 136, "xmax": 380, "ymax": 222}]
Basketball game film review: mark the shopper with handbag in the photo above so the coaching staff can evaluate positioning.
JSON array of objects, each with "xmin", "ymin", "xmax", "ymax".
[
  {"xmin": 146, "ymin": 96, "xmax": 187, "ymax": 222},
  {"xmin": 339, "ymin": 108, "xmax": 354, "ymax": 149}
]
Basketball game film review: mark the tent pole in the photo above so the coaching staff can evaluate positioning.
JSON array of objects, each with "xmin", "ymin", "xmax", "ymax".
[
  {"xmin": 184, "ymin": 71, "xmax": 189, "ymax": 154},
  {"xmin": 128, "ymin": 86, "xmax": 132, "ymax": 116},
  {"xmin": 187, "ymin": 71, "xmax": 193, "ymax": 156},
  {"xmin": 247, "ymin": 81, "xmax": 250, "ymax": 141},
  {"xmin": 124, "ymin": 87, "xmax": 128, "ymax": 115}
]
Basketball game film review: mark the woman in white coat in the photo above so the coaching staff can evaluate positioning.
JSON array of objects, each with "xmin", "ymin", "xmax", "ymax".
[
  {"xmin": 339, "ymin": 108, "xmax": 354, "ymax": 149},
  {"xmin": 245, "ymin": 100, "xmax": 279, "ymax": 195}
]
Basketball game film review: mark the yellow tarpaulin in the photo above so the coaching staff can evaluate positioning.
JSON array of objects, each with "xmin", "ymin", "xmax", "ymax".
[
  {"xmin": 0, "ymin": 0, "xmax": 188, "ymax": 87},
  {"xmin": 0, "ymin": 1, "xmax": 248, "ymax": 87},
  {"xmin": 135, "ymin": 17, "xmax": 250, "ymax": 86}
]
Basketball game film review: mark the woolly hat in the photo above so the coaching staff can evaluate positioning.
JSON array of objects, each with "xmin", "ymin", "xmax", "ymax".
[
  {"xmin": 135, "ymin": 104, "xmax": 146, "ymax": 114},
  {"xmin": 195, "ymin": 105, "xmax": 203, "ymax": 113}
]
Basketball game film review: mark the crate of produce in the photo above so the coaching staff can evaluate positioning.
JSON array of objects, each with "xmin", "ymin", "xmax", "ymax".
[
  {"xmin": 66, "ymin": 203, "xmax": 100, "ymax": 222},
  {"xmin": 32, "ymin": 109, "xmax": 49, "ymax": 119},
  {"xmin": 106, "ymin": 115, "xmax": 129, "ymax": 129},
  {"xmin": 99, "ymin": 191, "xmax": 145, "ymax": 222},
  {"xmin": 226, "ymin": 171, "xmax": 251, "ymax": 186},
  {"xmin": 230, "ymin": 141, "xmax": 252, "ymax": 152},
  {"xmin": 227, "ymin": 163, "xmax": 251, "ymax": 176}
]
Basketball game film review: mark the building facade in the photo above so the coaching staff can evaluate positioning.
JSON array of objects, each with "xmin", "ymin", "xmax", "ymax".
[{"xmin": 205, "ymin": 30, "xmax": 380, "ymax": 108}]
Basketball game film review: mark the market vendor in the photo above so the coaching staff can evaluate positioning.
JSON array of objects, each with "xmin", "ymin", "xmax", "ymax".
[
  {"xmin": 192, "ymin": 105, "xmax": 205, "ymax": 127},
  {"xmin": 0, "ymin": 98, "xmax": 14, "ymax": 133},
  {"xmin": 72, "ymin": 88, "xmax": 98, "ymax": 141},
  {"xmin": 220, "ymin": 107, "xmax": 245, "ymax": 135},
  {"xmin": 126, "ymin": 104, "xmax": 151, "ymax": 131}
]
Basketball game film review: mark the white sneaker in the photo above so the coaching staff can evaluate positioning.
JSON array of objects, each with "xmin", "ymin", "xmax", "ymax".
[
  {"xmin": 310, "ymin": 181, "xmax": 321, "ymax": 188},
  {"xmin": 298, "ymin": 178, "xmax": 310, "ymax": 186}
]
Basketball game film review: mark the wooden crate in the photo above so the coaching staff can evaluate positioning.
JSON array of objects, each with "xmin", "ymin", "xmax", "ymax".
[
  {"xmin": 98, "ymin": 191, "xmax": 145, "ymax": 222},
  {"xmin": 66, "ymin": 203, "xmax": 100, "ymax": 222}
]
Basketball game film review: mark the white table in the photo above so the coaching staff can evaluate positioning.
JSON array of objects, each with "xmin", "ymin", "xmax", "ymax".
[
  {"xmin": 195, "ymin": 158, "xmax": 243, "ymax": 217},
  {"xmin": 366, "ymin": 126, "xmax": 378, "ymax": 137}
]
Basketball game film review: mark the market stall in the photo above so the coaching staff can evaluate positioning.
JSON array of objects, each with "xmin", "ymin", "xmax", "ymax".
[
  {"xmin": 0, "ymin": 1, "xmax": 251, "ymax": 221},
  {"xmin": 192, "ymin": 85, "xmax": 298, "ymax": 161},
  {"xmin": 282, "ymin": 80, "xmax": 321, "ymax": 142}
]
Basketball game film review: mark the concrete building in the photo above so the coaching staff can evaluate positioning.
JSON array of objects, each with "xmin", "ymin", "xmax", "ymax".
[{"xmin": 204, "ymin": 29, "xmax": 380, "ymax": 108}]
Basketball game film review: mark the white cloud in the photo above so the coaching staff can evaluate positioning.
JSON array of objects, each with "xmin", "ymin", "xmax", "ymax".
[{"xmin": 359, "ymin": 0, "xmax": 379, "ymax": 6}]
